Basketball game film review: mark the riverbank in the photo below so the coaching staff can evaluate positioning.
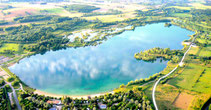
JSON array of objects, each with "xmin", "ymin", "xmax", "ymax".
[{"xmin": 34, "ymin": 90, "xmax": 114, "ymax": 99}]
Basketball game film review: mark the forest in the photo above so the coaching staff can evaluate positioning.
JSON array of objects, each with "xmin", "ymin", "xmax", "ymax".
[{"xmin": 63, "ymin": 4, "xmax": 100, "ymax": 13}]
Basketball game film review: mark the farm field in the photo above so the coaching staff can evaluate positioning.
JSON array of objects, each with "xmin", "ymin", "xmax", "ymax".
[{"xmin": 199, "ymin": 46, "xmax": 211, "ymax": 57}]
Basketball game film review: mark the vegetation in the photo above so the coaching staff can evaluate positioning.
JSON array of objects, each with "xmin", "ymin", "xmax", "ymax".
[
  {"xmin": 0, "ymin": 1, "xmax": 210, "ymax": 110},
  {"xmin": 0, "ymin": 80, "xmax": 5, "ymax": 86},
  {"xmin": 2, "ymin": 66, "xmax": 35, "ymax": 93},
  {"xmin": 18, "ymin": 91, "xmax": 53, "ymax": 109},
  {"xmin": 63, "ymin": 4, "xmax": 100, "ymax": 13},
  {"xmin": 164, "ymin": 23, "xmax": 172, "ymax": 27},
  {"xmin": 7, "ymin": 77, "xmax": 15, "ymax": 82},
  {"xmin": 12, "ymin": 80, "xmax": 20, "ymax": 88},
  {"xmin": 18, "ymin": 89, "xmax": 153, "ymax": 110},
  {"xmin": 0, "ymin": 20, "xmax": 8, "ymax": 25},
  {"xmin": 14, "ymin": 15, "xmax": 53, "ymax": 23},
  {"xmin": 134, "ymin": 47, "xmax": 183, "ymax": 63},
  {"xmin": 83, "ymin": 9, "xmax": 122, "ymax": 17},
  {"xmin": 0, "ymin": 87, "xmax": 12, "ymax": 110}
]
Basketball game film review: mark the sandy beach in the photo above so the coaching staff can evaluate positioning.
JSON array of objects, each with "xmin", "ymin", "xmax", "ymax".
[{"xmin": 34, "ymin": 90, "xmax": 114, "ymax": 99}]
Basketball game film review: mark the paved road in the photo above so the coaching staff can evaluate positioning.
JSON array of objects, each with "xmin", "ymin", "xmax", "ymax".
[
  {"xmin": 0, "ymin": 66, "xmax": 22, "ymax": 110},
  {"xmin": 152, "ymin": 38, "xmax": 195, "ymax": 110},
  {"xmin": 9, "ymin": 83, "xmax": 22, "ymax": 110}
]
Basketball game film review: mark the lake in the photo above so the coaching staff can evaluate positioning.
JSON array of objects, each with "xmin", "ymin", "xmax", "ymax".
[{"xmin": 9, "ymin": 23, "xmax": 194, "ymax": 95}]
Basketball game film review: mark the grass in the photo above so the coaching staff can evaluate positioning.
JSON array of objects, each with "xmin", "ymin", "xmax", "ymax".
[
  {"xmin": 2, "ymin": 66, "xmax": 35, "ymax": 92},
  {"xmin": 41, "ymin": 8, "xmax": 65, "ymax": 14},
  {"xmin": 155, "ymin": 84, "xmax": 180, "ymax": 110},
  {"xmin": 193, "ymin": 68, "xmax": 211, "ymax": 93},
  {"xmin": 140, "ymin": 42, "xmax": 211, "ymax": 109},
  {"xmin": 188, "ymin": 47, "xmax": 199, "ymax": 55},
  {"xmin": 167, "ymin": 6, "xmax": 192, "ymax": 10},
  {"xmin": 171, "ymin": 13, "xmax": 192, "ymax": 18},
  {"xmin": 168, "ymin": 62, "xmax": 205, "ymax": 92},
  {"xmin": 196, "ymin": 38, "xmax": 207, "ymax": 44},
  {"xmin": 188, "ymin": 94, "xmax": 211, "ymax": 110},
  {"xmin": 167, "ymin": 44, "xmax": 211, "ymax": 93},
  {"xmin": 168, "ymin": 3, "xmax": 211, "ymax": 10},
  {"xmin": 1, "ymin": 67, "xmax": 15, "ymax": 76},
  {"xmin": 190, "ymin": 3, "xmax": 211, "ymax": 9},
  {"xmin": 199, "ymin": 45, "xmax": 211, "ymax": 57},
  {"xmin": 83, "ymin": 12, "xmax": 135, "ymax": 22},
  {"xmin": 0, "ymin": 43, "xmax": 19, "ymax": 53},
  {"xmin": 84, "ymin": 15, "xmax": 126, "ymax": 22}
]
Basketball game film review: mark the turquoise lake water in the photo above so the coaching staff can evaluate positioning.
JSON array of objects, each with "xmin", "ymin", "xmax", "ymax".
[{"xmin": 9, "ymin": 23, "xmax": 194, "ymax": 95}]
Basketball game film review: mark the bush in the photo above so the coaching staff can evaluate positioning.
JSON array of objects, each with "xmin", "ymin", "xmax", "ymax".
[
  {"xmin": 5, "ymin": 85, "xmax": 11, "ymax": 91},
  {"xmin": 7, "ymin": 77, "xmax": 15, "ymax": 82},
  {"xmin": 12, "ymin": 80, "xmax": 19, "ymax": 87},
  {"xmin": 0, "ymin": 80, "xmax": 5, "ymax": 86}
]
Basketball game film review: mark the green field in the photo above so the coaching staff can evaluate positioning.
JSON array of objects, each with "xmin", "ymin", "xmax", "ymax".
[
  {"xmin": 84, "ymin": 14, "xmax": 125, "ymax": 22},
  {"xmin": 199, "ymin": 46, "xmax": 211, "ymax": 57},
  {"xmin": 41, "ymin": 8, "xmax": 65, "ymax": 14},
  {"xmin": 171, "ymin": 13, "xmax": 192, "ymax": 17},
  {"xmin": 168, "ymin": 61, "xmax": 210, "ymax": 93},
  {"xmin": 0, "ymin": 43, "xmax": 19, "ymax": 53}
]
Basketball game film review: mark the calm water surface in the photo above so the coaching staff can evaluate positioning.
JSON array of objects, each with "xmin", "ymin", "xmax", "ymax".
[{"xmin": 9, "ymin": 23, "xmax": 194, "ymax": 95}]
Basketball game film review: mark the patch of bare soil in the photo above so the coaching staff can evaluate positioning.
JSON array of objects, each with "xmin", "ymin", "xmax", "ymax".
[{"xmin": 173, "ymin": 92, "xmax": 194, "ymax": 109}]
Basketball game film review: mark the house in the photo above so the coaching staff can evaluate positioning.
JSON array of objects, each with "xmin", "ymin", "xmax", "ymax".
[
  {"xmin": 47, "ymin": 99, "xmax": 62, "ymax": 105},
  {"xmin": 98, "ymin": 103, "xmax": 107, "ymax": 109}
]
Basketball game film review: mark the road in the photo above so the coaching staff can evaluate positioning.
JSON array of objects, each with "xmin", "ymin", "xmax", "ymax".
[
  {"xmin": 0, "ymin": 66, "xmax": 22, "ymax": 110},
  {"xmin": 152, "ymin": 36, "xmax": 196, "ymax": 110},
  {"xmin": 9, "ymin": 82, "xmax": 22, "ymax": 110}
]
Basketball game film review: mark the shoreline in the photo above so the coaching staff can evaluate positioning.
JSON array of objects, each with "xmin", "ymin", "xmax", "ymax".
[
  {"xmin": 4, "ymin": 22, "xmax": 196, "ymax": 100},
  {"xmin": 34, "ymin": 90, "xmax": 114, "ymax": 99}
]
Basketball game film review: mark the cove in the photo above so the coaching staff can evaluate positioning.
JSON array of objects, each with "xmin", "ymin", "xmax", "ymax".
[{"xmin": 9, "ymin": 23, "xmax": 194, "ymax": 95}]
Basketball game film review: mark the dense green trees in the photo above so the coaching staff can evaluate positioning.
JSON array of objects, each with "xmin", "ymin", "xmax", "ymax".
[
  {"xmin": 0, "ymin": 87, "xmax": 12, "ymax": 110},
  {"xmin": 17, "ymin": 88, "xmax": 153, "ymax": 109},
  {"xmin": 23, "ymin": 34, "xmax": 69, "ymax": 53},
  {"xmin": 0, "ymin": 16, "xmax": 94, "ymax": 53},
  {"xmin": 11, "ymin": 80, "xmax": 19, "ymax": 87},
  {"xmin": 0, "ymin": 80, "xmax": 5, "ymax": 86},
  {"xmin": 1, "ymin": 17, "xmax": 90, "ymax": 43},
  {"xmin": 61, "ymin": 90, "xmax": 152, "ymax": 110},
  {"xmin": 134, "ymin": 47, "xmax": 183, "ymax": 62},
  {"xmin": 7, "ymin": 77, "xmax": 15, "ymax": 82},
  {"xmin": 14, "ymin": 15, "xmax": 53, "ymax": 23},
  {"xmin": 63, "ymin": 4, "xmax": 100, "ymax": 13},
  {"xmin": 127, "ymin": 72, "xmax": 162, "ymax": 86},
  {"xmin": 19, "ymin": 91, "xmax": 53, "ymax": 109},
  {"xmin": 0, "ymin": 20, "xmax": 8, "ymax": 25}
]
